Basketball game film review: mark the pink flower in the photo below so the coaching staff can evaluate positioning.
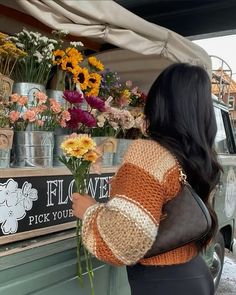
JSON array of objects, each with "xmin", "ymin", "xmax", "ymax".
[
  {"xmin": 126, "ymin": 80, "xmax": 133, "ymax": 88},
  {"xmin": 63, "ymin": 90, "xmax": 84, "ymax": 104},
  {"xmin": 36, "ymin": 120, "xmax": 44, "ymax": 127},
  {"xmin": 18, "ymin": 96, "xmax": 28, "ymax": 106},
  {"xmin": 85, "ymin": 95, "xmax": 105, "ymax": 112},
  {"xmin": 37, "ymin": 105, "xmax": 47, "ymax": 113},
  {"xmin": 23, "ymin": 110, "xmax": 37, "ymax": 122},
  {"xmin": 61, "ymin": 110, "xmax": 71, "ymax": 121},
  {"xmin": 60, "ymin": 119, "xmax": 67, "ymax": 128},
  {"xmin": 9, "ymin": 111, "xmax": 20, "ymax": 123},
  {"xmin": 10, "ymin": 93, "xmax": 20, "ymax": 103},
  {"xmin": 49, "ymin": 99, "xmax": 61, "ymax": 113},
  {"xmin": 35, "ymin": 91, "xmax": 47, "ymax": 104},
  {"xmin": 82, "ymin": 111, "xmax": 97, "ymax": 127}
]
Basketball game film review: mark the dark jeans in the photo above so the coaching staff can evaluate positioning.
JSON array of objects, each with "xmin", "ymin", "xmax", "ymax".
[{"xmin": 126, "ymin": 255, "xmax": 214, "ymax": 295}]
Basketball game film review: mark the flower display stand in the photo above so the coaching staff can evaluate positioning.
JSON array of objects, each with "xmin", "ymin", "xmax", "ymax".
[{"xmin": 0, "ymin": 166, "xmax": 130, "ymax": 295}]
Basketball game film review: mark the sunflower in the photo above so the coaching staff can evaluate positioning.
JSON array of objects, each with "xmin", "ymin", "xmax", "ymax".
[
  {"xmin": 86, "ymin": 87, "xmax": 99, "ymax": 97},
  {"xmin": 88, "ymin": 56, "xmax": 104, "ymax": 71},
  {"xmin": 88, "ymin": 72, "xmax": 102, "ymax": 89},
  {"xmin": 53, "ymin": 49, "xmax": 65, "ymax": 65},
  {"xmin": 72, "ymin": 66, "xmax": 90, "ymax": 90},
  {"xmin": 61, "ymin": 56, "xmax": 78, "ymax": 72},
  {"xmin": 65, "ymin": 47, "xmax": 83, "ymax": 62}
]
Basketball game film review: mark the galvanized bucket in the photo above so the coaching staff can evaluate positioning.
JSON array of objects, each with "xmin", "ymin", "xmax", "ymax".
[
  {"xmin": 113, "ymin": 139, "xmax": 133, "ymax": 165},
  {"xmin": 12, "ymin": 131, "xmax": 54, "ymax": 167},
  {"xmin": 46, "ymin": 89, "xmax": 67, "ymax": 107},
  {"xmin": 93, "ymin": 137, "xmax": 117, "ymax": 167},
  {"xmin": 0, "ymin": 149, "xmax": 10, "ymax": 168},
  {"xmin": 53, "ymin": 134, "xmax": 68, "ymax": 166},
  {"xmin": 12, "ymin": 83, "xmax": 46, "ymax": 105}
]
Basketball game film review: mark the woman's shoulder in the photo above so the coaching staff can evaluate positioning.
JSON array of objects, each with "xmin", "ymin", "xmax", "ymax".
[{"xmin": 123, "ymin": 138, "xmax": 177, "ymax": 172}]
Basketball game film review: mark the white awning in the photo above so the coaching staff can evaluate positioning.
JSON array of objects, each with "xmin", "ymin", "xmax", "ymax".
[{"xmin": 0, "ymin": 0, "xmax": 211, "ymax": 76}]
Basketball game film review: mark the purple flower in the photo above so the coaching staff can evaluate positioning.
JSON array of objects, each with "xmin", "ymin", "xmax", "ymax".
[
  {"xmin": 81, "ymin": 111, "xmax": 97, "ymax": 127},
  {"xmin": 85, "ymin": 95, "xmax": 106, "ymax": 112},
  {"xmin": 67, "ymin": 108, "xmax": 85, "ymax": 130},
  {"xmin": 63, "ymin": 90, "xmax": 84, "ymax": 104}
]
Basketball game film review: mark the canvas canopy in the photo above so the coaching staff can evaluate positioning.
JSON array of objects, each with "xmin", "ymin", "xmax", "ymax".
[{"xmin": 0, "ymin": 0, "xmax": 211, "ymax": 77}]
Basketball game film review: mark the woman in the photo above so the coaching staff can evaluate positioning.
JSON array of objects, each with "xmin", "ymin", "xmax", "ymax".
[{"xmin": 72, "ymin": 63, "xmax": 221, "ymax": 294}]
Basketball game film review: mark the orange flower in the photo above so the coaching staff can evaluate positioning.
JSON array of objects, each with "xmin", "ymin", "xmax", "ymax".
[
  {"xmin": 9, "ymin": 111, "xmax": 20, "ymax": 123},
  {"xmin": 83, "ymin": 150, "xmax": 100, "ymax": 163}
]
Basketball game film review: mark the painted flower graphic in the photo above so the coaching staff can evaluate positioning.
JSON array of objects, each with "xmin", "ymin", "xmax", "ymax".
[
  {"xmin": 0, "ymin": 179, "xmax": 38, "ymax": 235},
  {"xmin": 19, "ymin": 182, "xmax": 38, "ymax": 211},
  {"xmin": 0, "ymin": 203, "xmax": 25, "ymax": 234},
  {"xmin": 0, "ymin": 179, "xmax": 18, "ymax": 206}
]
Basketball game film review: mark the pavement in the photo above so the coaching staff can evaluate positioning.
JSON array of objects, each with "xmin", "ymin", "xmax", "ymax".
[{"xmin": 216, "ymin": 252, "xmax": 236, "ymax": 295}]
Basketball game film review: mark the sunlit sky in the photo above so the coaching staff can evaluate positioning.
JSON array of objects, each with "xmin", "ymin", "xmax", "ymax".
[{"xmin": 194, "ymin": 35, "xmax": 236, "ymax": 77}]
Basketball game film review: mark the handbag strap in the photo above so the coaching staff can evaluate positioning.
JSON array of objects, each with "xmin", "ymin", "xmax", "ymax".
[{"xmin": 173, "ymin": 156, "xmax": 187, "ymax": 185}]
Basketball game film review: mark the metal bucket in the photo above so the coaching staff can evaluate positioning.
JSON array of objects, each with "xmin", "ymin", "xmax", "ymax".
[
  {"xmin": 0, "ymin": 149, "xmax": 10, "ymax": 168},
  {"xmin": 46, "ymin": 89, "xmax": 67, "ymax": 107},
  {"xmin": 93, "ymin": 137, "xmax": 117, "ymax": 167},
  {"xmin": 113, "ymin": 139, "xmax": 133, "ymax": 165},
  {"xmin": 12, "ymin": 131, "xmax": 54, "ymax": 167},
  {"xmin": 12, "ymin": 83, "xmax": 46, "ymax": 106},
  {"xmin": 53, "ymin": 134, "xmax": 68, "ymax": 166}
]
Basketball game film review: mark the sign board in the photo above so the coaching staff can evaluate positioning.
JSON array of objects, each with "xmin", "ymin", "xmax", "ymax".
[{"xmin": 0, "ymin": 173, "xmax": 113, "ymax": 244}]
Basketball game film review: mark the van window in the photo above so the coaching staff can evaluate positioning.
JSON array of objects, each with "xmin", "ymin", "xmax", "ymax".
[
  {"xmin": 214, "ymin": 106, "xmax": 236, "ymax": 154},
  {"xmin": 214, "ymin": 107, "xmax": 229, "ymax": 153}
]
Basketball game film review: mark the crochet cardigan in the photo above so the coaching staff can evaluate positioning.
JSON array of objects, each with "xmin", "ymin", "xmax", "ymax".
[{"xmin": 82, "ymin": 139, "xmax": 198, "ymax": 266}]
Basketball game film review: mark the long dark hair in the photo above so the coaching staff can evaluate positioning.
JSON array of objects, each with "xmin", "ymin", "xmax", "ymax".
[{"xmin": 144, "ymin": 63, "xmax": 222, "ymax": 249}]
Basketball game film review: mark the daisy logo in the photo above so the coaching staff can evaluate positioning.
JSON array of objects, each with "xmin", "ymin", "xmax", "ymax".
[{"xmin": 0, "ymin": 179, "xmax": 38, "ymax": 235}]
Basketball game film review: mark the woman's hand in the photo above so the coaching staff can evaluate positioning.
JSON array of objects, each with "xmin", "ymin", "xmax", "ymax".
[{"xmin": 72, "ymin": 193, "xmax": 97, "ymax": 219}]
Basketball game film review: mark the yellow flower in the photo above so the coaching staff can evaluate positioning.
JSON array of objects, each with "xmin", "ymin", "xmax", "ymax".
[
  {"xmin": 70, "ymin": 147, "xmax": 88, "ymax": 158},
  {"xmin": 88, "ymin": 72, "xmax": 102, "ymax": 89},
  {"xmin": 86, "ymin": 87, "xmax": 99, "ymax": 97},
  {"xmin": 0, "ymin": 33, "xmax": 8, "ymax": 42},
  {"xmin": 83, "ymin": 150, "xmax": 100, "ymax": 163},
  {"xmin": 61, "ymin": 56, "xmax": 75, "ymax": 72},
  {"xmin": 60, "ymin": 138, "xmax": 79, "ymax": 152},
  {"xmin": 65, "ymin": 47, "xmax": 83, "ymax": 62},
  {"xmin": 53, "ymin": 49, "xmax": 65, "ymax": 65},
  {"xmin": 88, "ymin": 56, "xmax": 104, "ymax": 71},
  {"xmin": 77, "ymin": 136, "xmax": 96, "ymax": 150},
  {"xmin": 72, "ymin": 66, "xmax": 90, "ymax": 90}
]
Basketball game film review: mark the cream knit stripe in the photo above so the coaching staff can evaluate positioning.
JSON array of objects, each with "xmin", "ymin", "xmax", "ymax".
[
  {"xmin": 96, "ymin": 209, "xmax": 153, "ymax": 265},
  {"xmin": 123, "ymin": 139, "xmax": 177, "ymax": 182},
  {"xmin": 82, "ymin": 203, "xmax": 105, "ymax": 255},
  {"xmin": 107, "ymin": 196, "xmax": 158, "ymax": 240}
]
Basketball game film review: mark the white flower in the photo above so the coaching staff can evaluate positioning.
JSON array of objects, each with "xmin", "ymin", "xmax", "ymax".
[
  {"xmin": 0, "ymin": 179, "xmax": 18, "ymax": 206},
  {"xmin": 97, "ymin": 114, "xmax": 106, "ymax": 127},
  {"xmin": 19, "ymin": 182, "xmax": 38, "ymax": 211},
  {"xmin": 15, "ymin": 42, "xmax": 25, "ymax": 49},
  {"xmin": 0, "ymin": 203, "xmax": 26, "ymax": 234},
  {"xmin": 70, "ymin": 41, "xmax": 84, "ymax": 48},
  {"xmin": 33, "ymin": 51, "xmax": 43, "ymax": 63}
]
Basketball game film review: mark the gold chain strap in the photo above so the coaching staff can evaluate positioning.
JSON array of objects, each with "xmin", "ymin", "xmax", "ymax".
[{"xmin": 173, "ymin": 155, "xmax": 187, "ymax": 184}]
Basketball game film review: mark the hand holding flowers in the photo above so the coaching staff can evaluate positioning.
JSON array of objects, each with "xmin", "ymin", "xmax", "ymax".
[{"xmin": 59, "ymin": 134, "xmax": 101, "ymax": 295}]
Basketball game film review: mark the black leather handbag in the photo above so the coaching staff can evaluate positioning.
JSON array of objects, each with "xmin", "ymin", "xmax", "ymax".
[{"xmin": 144, "ymin": 172, "xmax": 212, "ymax": 258}]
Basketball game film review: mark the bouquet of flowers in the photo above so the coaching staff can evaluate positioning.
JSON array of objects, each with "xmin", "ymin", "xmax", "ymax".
[
  {"xmin": 9, "ymin": 91, "xmax": 71, "ymax": 131},
  {"xmin": 59, "ymin": 134, "xmax": 101, "ymax": 295},
  {"xmin": 9, "ymin": 29, "xmax": 58, "ymax": 85},
  {"xmin": 0, "ymin": 32, "xmax": 26, "ymax": 78},
  {"xmin": 52, "ymin": 43, "xmax": 104, "ymax": 95},
  {"xmin": 63, "ymin": 90, "xmax": 106, "ymax": 134},
  {"xmin": 0, "ymin": 32, "xmax": 26, "ymax": 101}
]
